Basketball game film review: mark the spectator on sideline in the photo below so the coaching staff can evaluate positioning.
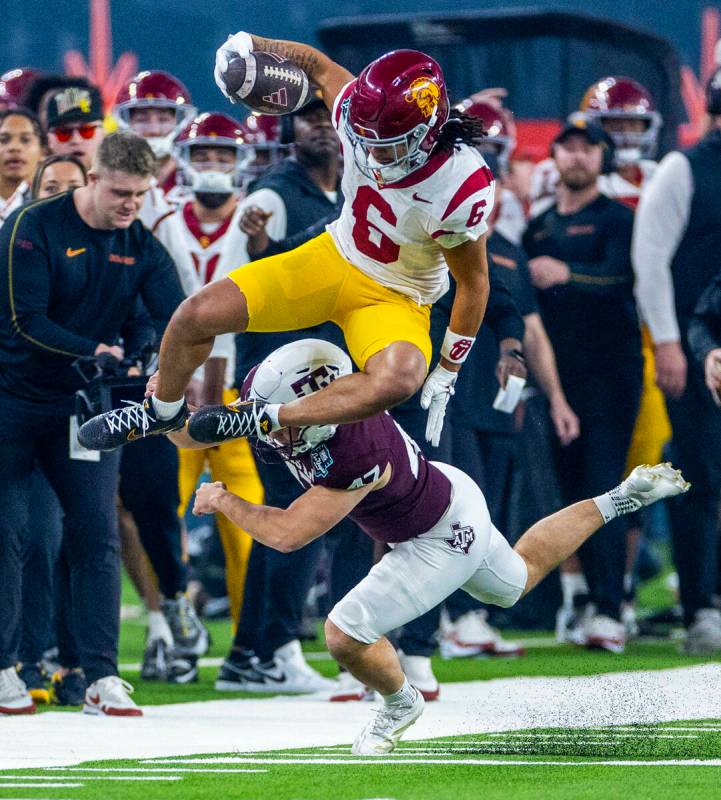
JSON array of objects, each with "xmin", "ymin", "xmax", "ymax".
[
  {"xmin": 523, "ymin": 121, "xmax": 642, "ymax": 654},
  {"xmin": 0, "ymin": 132, "xmax": 183, "ymax": 716},
  {"xmin": 46, "ymin": 86, "xmax": 105, "ymax": 171},
  {"xmin": 31, "ymin": 154, "xmax": 87, "ymax": 198},
  {"xmin": 631, "ymin": 67, "xmax": 721, "ymax": 653},
  {"xmin": 0, "ymin": 108, "xmax": 45, "ymax": 227}
]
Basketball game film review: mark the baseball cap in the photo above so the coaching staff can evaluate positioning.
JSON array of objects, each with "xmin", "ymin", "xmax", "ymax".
[
  {"xmin": 46, "ymin": 85, "xmax": 103, "ymax": 129},
  {"xmin": 553, "ymin": 119, "xmax": 608, "ymax": 147}
]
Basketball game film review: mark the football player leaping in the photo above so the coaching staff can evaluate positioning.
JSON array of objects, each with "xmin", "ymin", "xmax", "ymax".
[
  {"xmin": 78, "ymin": 32, "xmax": 496, "ymax": 452},
  {"xmin": 173, "ymin": 338, "xmax": 688, "ymax": 755}
]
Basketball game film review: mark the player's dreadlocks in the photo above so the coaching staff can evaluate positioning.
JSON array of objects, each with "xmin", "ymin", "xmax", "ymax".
[{"xmin": 433, "ymin": 110, "xmax": 486, "ymax": 155}]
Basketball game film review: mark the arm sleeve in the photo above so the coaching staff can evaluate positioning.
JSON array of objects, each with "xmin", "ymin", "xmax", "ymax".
[
  {"xmin": 688, "ymin": 272, "xmax": 721, "ymax": 365},
  {"xmin": 0, "ymin": 208, "xmax": 98, "ymax": 357},
  {"xmin": 120, "ymin": 298, "xmax": 156, "ymax": 358},
  {"xmin": 138, "ymin": 235, "xmax": 186, "ymax": 339},
  {"xmin": 485, "ymin": 264, "xmax": 525, "ymax": 343},
  {"xmin": 249, "ymin": 211, "xmax": 340, "ymax": 261},
  {"xmin": 632, "ymin": 152, "xmax": 693, "ymax": 342}
]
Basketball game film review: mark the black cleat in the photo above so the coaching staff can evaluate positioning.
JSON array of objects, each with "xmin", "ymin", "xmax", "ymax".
[
  {"xmin": 77, "ymin": 398, "xmax": 187, "ymax": 452},
  {"xmin": 188, "ymin": 399, "xmax": 275, "ymax": 444}
]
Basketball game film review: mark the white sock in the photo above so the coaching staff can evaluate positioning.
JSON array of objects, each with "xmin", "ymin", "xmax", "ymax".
[
  {"xmin": 383, "ymin": 677, "xmax": 417, "ymax": 706},
  {"xmin": 151, "ymin": 395, "xmax": 184, "ymax": 421},
  {"xmin": 147, "ymin": 610, "xmax": 173, "ymax": 645},
  {"xmin": 623, "ymin": 572, "xmax": 634, "ymax": 596},
  {"xmin": 561, "ymin": 572, "xmax": 589, "ymax": 608}
]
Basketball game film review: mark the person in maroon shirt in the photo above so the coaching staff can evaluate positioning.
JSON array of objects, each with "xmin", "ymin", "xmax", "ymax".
[{"xmin": 166, "ymin": 339, "xmax": 687, "ymax": 756}]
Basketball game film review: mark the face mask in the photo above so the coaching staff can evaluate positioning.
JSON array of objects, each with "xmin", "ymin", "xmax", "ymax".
[{"xmin": 195, "ymin": 191, "xmax": 232, "ymax": 209}]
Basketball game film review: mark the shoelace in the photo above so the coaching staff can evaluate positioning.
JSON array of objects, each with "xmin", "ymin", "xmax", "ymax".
[
  {"xmin": 104, "ymin": 400, "xmax": 152, "ymax": 437},
  {"xmin": 215, "ymin": 403, "xmax": 260, "ymax": 439},
  {"xmin": 98, "ymin": 676, "xmax": 135, "ymax": 703},
  {"xmin": 368, "ymin": 702, "xmax": 409, "ymax": 740}
]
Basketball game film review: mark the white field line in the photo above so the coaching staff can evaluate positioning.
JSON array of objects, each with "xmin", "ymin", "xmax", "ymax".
[
  {"xmin": 48, "ymin": 768, "xmax": 267, "ymax": 774},
  {"xmin": 127, "ymin": 757, "xmax": 721, "ymax": 767},
  {"xmin": 0, "ymin": 784, "xmax": 83, "ymax": 789},
  {"xmin": 1, "ymin": 776, "xmax": 182, "ymax": 782}
]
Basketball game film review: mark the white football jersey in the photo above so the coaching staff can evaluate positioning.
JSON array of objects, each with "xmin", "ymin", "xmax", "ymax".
[
  {"xmin": 154, "ymin": 200, "xmax": 250, "ymax": 386},
  {"xmin": 138, "ymin": 178, "xmax": 175, "ymax": 230},
  {"xmin": 530, "ymin": 157, "xmax": 657, "ymax": 216},
  {"xmin": 328, "ymin": 81, "xmax": 496, "ymax": 306}
]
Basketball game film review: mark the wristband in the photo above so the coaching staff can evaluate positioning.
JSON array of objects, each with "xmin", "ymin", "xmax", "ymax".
[{"xmin": 440, "ymin": 328, "xmax": 476, "ymax": 364}]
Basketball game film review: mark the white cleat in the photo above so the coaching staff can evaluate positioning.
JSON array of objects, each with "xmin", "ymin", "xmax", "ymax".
[
  {"xmin": 0, "ymin": 667, "xmax": 35, "ymax": 715},
  {"xmin": 617, "ymin": 463, "xmax": 690, "ymax": 511},
  {"xmin": 352, "ymin": 688, "xmax": 425, "ymax": 755},
  {"xmin": 585, "ymin": 614, "xmax": 626, "ymax": 654},
  {"xmin": 271, "ymin": 640, "xmax": 337, "ymax": 693},
  {"xmin": 440, "ymin": 610, "xmax": 524, "ymax": 658},
  {"xmin": 398, "ymin": 652, "xmax": 440, "ymax": 701},
  {"xmin": 83, "ymin": 675, "xmax": 142, "ymax": 717}
]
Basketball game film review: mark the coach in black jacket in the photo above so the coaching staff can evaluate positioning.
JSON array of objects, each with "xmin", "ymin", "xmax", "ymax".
[{"xmin": 0, "ymin": 133, "xmax": 183, "ymax": 714}]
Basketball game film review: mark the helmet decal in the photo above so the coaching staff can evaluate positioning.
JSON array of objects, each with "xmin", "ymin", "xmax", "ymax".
[{"xmin": 406, "ymin": 77, "xmax": 440, "ymax": 120}]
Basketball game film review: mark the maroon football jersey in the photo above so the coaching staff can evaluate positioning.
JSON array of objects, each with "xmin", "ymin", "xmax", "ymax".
[{"xmin": 286, "ymin": 412, "xmax": 452, "ymax": 543}]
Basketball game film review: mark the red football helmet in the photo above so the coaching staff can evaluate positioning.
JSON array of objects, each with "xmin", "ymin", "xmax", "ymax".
[
  {"xmin": 344, "ymin": 50, "xmax": 449, "ymax": 185},
  {"xmin": 0, "ymin": 67, "xmax": 40, "ymax": 109},
  {"xmin": 238, "ymin": 113, "xmax": 289, "ymax": 178},
  {"xmin": 114, "ymin": 70, "xmax": 196, "ymax": 158},
  {"xmin": 174, "ymin": 112, "xmax": 250, "ymax": 193},
  {"xmin": 572, "ymin": 76, "xmax": 662, "ymax": 163},
  {"xmin": 455, "ymin": 98, "xmax": 516, "ymax": 173}
]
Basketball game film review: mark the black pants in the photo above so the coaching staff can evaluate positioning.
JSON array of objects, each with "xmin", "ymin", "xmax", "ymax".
[
  {"xmin": 555, "ymin": 349, "xmax": 642, "ymax": 620},
  {"xmin": 0, "ymin": 411, "xmax": 120, "ymax": 684},
  {"xmin": 665, "ymin": 360, "xmax": 721, "ymax": 627},
  {"xmin": 119, "ymin": 436, "xmax": 186, "ymax": 598},
  {"xmin": 19, "ymin": 469, "xmax": 63, "ymax": 664}
]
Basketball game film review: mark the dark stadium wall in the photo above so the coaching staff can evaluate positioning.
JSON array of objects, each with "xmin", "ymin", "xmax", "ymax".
[{"xmin": 1, "ymin": 0, "xmax": 716, "ymax": 115}]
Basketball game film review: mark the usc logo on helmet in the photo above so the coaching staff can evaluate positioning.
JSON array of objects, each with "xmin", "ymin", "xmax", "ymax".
[{"xmin": 405, "ymin": 78, "xmax": 440, "ymax": 119}]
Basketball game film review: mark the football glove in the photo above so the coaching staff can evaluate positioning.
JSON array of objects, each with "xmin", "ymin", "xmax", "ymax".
[
  {"xmin": 214, "ymin": 31, "xmax": 254, "ymax": 103},
  {"xmin": 420, "ymin": 364, "xmax": 458, "ymax": 447}
]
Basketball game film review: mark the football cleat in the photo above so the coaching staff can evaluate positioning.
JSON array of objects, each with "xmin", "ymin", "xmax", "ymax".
[
  {"xmin": 83, "ymin": 676, "xmax": 143, "ymax": 717},
  {"xmin": 585, "ymin": 614, "xmax": 626, "ymax": 654},
  {"xmin": 440, "ymin": 610, "xmax": 525, "ymax": 658},
  {"xmin": 329, "ymin": 670, "xmax": 375, "ymax": 702},
  {"xmin": 188, "ymin": 399, "xmax": 278, "ymax": 444},
  {"xmin": 17, "ymin": 662, "xmax": 50, "ymax": 705},
  {"xmin": 683, "ymin": 608, "xmax": 721, "ymax": 655},
  {"xmin": 141, "ymin": 637, "xmax": 170, "ymax": 682},
  {"xmin": 167, "ymin": 655, "xmax": 199, "ymax": 684},
  {"xmin": 77, "ymin": 398, "xmax": 187, "ymax": 451},
  {"xmin": 352, "ymin": 687, "xmax": 425, "ymax": 755},
  {"xmin": 398, "ymin": 652, "xmax": 440, "ymax": 701},
  {"xmin": 0, "ymin": 666, "xmax": 35, "ymax": 715},
  {"xmin": 50, "ymin": 668, "xmax": 86, "ymax": 706},
  {"xmin": 612, "ymin": 463, "xmax": 690, "ymax": 514},
  {"xmin": 161, "ymin": 594, "xmax": 210, "ymax": 658}
]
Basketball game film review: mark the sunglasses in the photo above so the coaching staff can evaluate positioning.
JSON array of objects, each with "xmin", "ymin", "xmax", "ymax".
[{"xmin": 51, "ymin": 124, "xmax": 100, "ymax": 143}]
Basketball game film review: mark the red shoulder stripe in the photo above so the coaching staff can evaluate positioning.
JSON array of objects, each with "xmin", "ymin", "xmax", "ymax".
[{"xmin": 440, "ymin": 166, "xmax": 494, "ymax": 222}]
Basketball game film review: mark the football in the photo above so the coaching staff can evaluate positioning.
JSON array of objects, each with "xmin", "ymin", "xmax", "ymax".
[{"xmin": 222, "ymin": 51, "xmax": 310, "ymax": 115}]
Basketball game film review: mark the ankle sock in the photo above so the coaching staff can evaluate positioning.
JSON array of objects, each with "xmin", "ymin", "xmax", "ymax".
[{"xmin": 151, "ymin": 395, "xmax": 184, "ymax": 420}]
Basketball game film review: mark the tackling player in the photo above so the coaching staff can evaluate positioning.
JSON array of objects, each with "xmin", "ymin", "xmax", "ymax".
[
  {"xmin": 173, "ymin": 338, "xmax": 688, "ymax": 754},
  {"xmin": 79, "ymin": 32, "xmax": 496, "ymax": 453}
]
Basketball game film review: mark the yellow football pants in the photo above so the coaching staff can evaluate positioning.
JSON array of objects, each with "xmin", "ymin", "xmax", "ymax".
[
  {"xmin": 178, "ymin": 390, "xmax": 263, "ymax": 625},
  {"xmin": 227, "ymin": 231, "xmax": 433, "ymax": 368}
]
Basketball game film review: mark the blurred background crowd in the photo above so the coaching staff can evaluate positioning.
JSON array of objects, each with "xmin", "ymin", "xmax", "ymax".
[{"xmin": 2, "ymin": 2, "xmax": 721, "ymax": 713}]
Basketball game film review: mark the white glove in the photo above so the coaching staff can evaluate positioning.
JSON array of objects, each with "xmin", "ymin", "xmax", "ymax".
[
  {"xmin": 214, "ymin": 31, "xmax": 254, "ymax": 103},
  {"xmin": 420, "ymin": 364, "xmax": 458, "ymax": 447}
]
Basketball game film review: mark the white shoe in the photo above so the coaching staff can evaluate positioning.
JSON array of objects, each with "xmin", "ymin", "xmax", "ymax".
[
  {"xmin": 621, "ymin": 601, "xmax": 640, "ymax": 638},
  {"xmin": 585, "ymin": 614, "xmax": 626, "ymax": 654},
  {"xmin": 352, "ymin": 687, "xmax": 425, "ymax": 755},
  {"xmin": 83, "ymin": 676, "xmax": 143, "ymax": 716},
  {"xmin": 440, "ymin": 610, "xmax": 524, "ymax": 658},
  {"xmin": 684, "ymin": 608, "xmax": 721, "ymax": 654},
  {"xmin": 398, "ymin": 652, "xmax": 440, "ymax": 701},
  {"xmin": 616, "ymin": 463, "xmax": 690, "ymax": 512},
  {"xmin": 0, "ymin": 667, "xmax": 35, "ymax": 715},
  {"xmin": 244, "ymin": 640, "xmax": 336, "ymax": 694},
  {"xmin": 329, "ymin": 670, "xmax": 374, "ymax": 702},
  {"xmin": 556, "ymin": 602, "xmax": 595, "ymax": 645}
]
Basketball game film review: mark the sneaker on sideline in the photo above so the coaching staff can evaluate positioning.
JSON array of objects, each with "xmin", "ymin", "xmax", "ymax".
[
  {"xmin": 50, "ymin": 668, "xmax": 86, "ymax": 707},
  {"xmin": 585, "ymin": 614, "xmax": 626, "ymax": 654},
  {"xmin": 329, "ymin": 670, "xmax": 374, "ymax": 702},
  {"xmin": 83, "ymin": 676, "xmax": 142, "ymax": 717},
  {"xmin": 17, "ymin": 662, "xmax": 50, "ymax": 705},
  {"xmin": 684, "ymin": 608, "xmax": 721, "ymax": 655},
  {"xmin": 162, "ymin": 594, "xmax": 210, "ymax": 658},
  {"xmin": 0, "ymin": 666, "xmax": 35, "ymax": 715},
  {"xmin": 398, "ymin": 652, "xmax": 440, "ymax": 701},
  {"xmin": 440, "ymin": 610, "xmax": 524, "ymax": 658}
]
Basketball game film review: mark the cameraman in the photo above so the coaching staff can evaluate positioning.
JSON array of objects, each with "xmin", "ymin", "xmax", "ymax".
[{"xmin": 0, "ymin": 132, "xmax": 183, "ymax": 716}]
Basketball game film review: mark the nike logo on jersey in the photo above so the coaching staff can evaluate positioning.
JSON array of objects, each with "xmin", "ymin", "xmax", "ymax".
[
  {"xmin": 66, "ymin": 246, "xmax": 87, "ymax": 257},
  {"xmin": 412, "ymin": 192, "xmax": 432, "ymax": 204}
]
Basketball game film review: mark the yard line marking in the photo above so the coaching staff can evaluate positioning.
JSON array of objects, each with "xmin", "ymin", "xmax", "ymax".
[
  {"xmin": 49, "ymin": 768, "xmax": 267, "ymax": 774},
  {"xmin": 137, "ymin": 757, "xmax": 721, "ymax": 767},
  {"xmin": 2, "ymin": 776, "xmax": 181, "ymax": 782},
  {"xmin": 0, "ymin": 784, "xmax": 84, "ymax": 788},
  {"xmin": 487, "ymin": 732, "xmax": 700, "ymax": 739}
]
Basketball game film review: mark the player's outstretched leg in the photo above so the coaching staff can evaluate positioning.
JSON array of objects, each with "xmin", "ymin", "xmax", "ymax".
[
  {"xmin": 78, "ymin": 281, "xmax": 250, "ymax": 451},
  {"xmin": 515, "ymin": 464, "xmax": 689, "ymax": 597},
  {"xmin": 324, "ymin": 621, "xmax": 424, "ymax": 756}
]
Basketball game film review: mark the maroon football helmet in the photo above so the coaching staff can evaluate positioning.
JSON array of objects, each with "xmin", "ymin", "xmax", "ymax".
[
  {"xmin": 0, "ymin": 67, "xmax": 40, "ymax": 109},
  {"xmin": 455, "ymin": 98, "xmax": 516, "ymax": 173},
  {"xmin": 114, "ymin": 70, "xmax": 196, "ymax": 158},
  {"xmin": 174, "ymin": 112, "xmax": 250, "ymax": 193},
  {"xmin": 344, "ymin": 50, "xmax": 449, "ymax": 185},
  {"xmin": 238, "ymin": 113, "xmax": 289, "ymax": 178},
  {"xmin": 572, "ymin": 76, "xmax": 662, "ymax": 163}
]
